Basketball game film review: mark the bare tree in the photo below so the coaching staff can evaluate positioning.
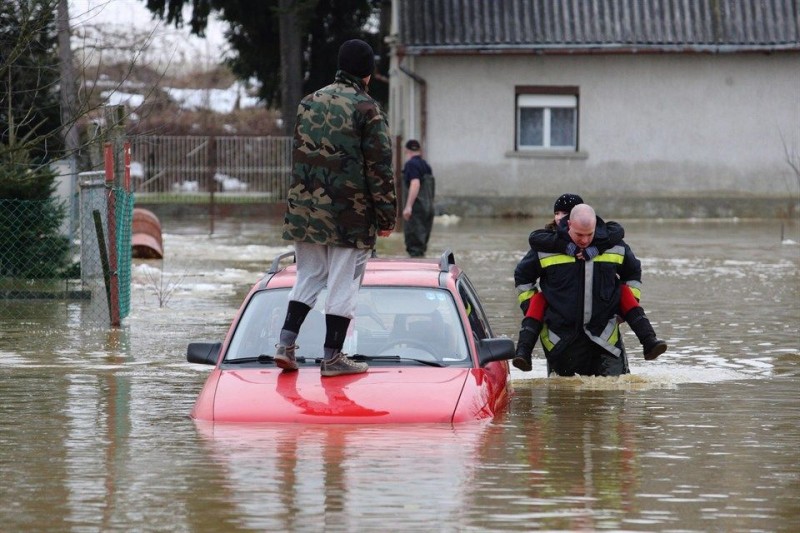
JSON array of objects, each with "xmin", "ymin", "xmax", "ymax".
[
  {"xmin": 780, "ymin": 130, "xmax": 800, "ymax": 190},
  {"xmin": 2, "ymin": 0, "xmax": 163, "ymax": 172}
]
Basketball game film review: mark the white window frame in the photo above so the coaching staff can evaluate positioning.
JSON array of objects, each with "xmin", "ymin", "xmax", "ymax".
[{"xmin": 516, "ymin": 92, "xmax": 578, "ymax": 151}]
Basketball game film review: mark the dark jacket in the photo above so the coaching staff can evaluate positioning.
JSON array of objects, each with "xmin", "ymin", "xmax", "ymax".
[
  {"xmin": 528, "ymin": 218, "xmax": 625, "ymax": 254},
  {"xmin": 514, "ymin": 216, "xmax": 642, "ymax": 356},
  {"xmin": 282, "ymin": 71, "xmax": 396, "ymax": 249}
]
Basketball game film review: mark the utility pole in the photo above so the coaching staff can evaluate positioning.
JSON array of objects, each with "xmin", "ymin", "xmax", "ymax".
[
  {"xmin": 279, "ymin": 0, "xmax": 302, "ymax": 136},
  {"xmin": 56, "ymin": 0, "xmax": 80, "ymax": 156}
]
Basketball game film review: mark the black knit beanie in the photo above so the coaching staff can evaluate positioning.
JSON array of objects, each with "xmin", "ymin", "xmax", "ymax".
[
  {"xmin": 337, "ymin": 39, "xmax": 376, "ymax": 78},
  {"xmin": 553, "ymin": 193, "xmax": 584, "ymax": 213},
  {"xmin": 405, "ymin": 139, "xmax": 421, "ymax": 151}
]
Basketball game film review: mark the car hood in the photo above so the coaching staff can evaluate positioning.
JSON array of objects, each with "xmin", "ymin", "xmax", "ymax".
[{"xmin": 192, "ymin": 367, "xmax": 494, "ymax": 424}]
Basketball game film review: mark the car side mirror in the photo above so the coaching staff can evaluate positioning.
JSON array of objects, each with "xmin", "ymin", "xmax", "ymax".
[
  {"xmin": 187, "ymin": 342, "xmax": 221, "ymax": 365},
  {"xmin": 477, "ymin": 337, "xmax": 515, "ymax": 367}
]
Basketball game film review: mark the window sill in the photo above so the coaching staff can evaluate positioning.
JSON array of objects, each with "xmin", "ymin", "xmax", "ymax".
[{"xmin": 505, "ymin": 149, "xmax": 588, "ymax": 160}]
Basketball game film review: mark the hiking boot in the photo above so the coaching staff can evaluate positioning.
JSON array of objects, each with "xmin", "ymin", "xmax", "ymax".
[
  {"xmin": 320, "ymin": 352, "xmax": 368, "ymax": 377},
  {"xmin": 274, "ymin": 343, "xmax": 298, "ymax": 371}
]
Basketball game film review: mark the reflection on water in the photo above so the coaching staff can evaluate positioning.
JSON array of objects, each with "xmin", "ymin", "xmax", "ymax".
[
  {"xmin": 194, "ymin": 422, "xmax": 490, "ymax": 531},
  {"xmin": 0, "ymin": 216, "xmax": 798, "ymax": 531}
]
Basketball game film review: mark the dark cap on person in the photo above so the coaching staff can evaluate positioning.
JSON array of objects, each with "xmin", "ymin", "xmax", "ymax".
[
  {"xmin": 405, "ymin": 139, "xmax": 421, "ymax": 151},
  {"xmin": 553, "ymin": 193, "xmax": 584, "ymax": 213},
  {"xmin": 337, "ymin": 39, "xmax": 375, "ymax": 78}
]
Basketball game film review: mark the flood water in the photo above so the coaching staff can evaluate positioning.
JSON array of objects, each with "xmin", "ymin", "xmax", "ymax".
[{"xmin": 1, "ymin": 214, "xmax": 798, "ymax": 532}]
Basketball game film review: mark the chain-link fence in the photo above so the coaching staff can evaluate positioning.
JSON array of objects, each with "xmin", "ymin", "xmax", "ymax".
[{"xmin": 0, "ymin": 182, "xmax": 133, "ymax": 327}]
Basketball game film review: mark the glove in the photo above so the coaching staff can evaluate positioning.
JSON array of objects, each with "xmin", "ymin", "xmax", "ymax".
[
  {"xmin": 565, "ymin": 242, "xmax": 578, "ymax": 256},
  {"xmin": 583, "ymin": 246, "xmax": 599, "ymax": 260}
]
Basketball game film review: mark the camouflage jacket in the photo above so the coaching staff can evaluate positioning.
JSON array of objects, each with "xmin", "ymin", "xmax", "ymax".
[{"xmin": 282, "ymin": 71, "xmax": 397, "ymax": 249}]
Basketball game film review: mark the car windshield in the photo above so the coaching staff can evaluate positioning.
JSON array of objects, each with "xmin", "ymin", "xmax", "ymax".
[{"xmin": 225, "ymin": 287, "xmax": 471, "ymax": 366}]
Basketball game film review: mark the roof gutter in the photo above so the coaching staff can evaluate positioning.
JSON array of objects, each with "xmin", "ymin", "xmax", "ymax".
[
  {"xmin": 401, "ymin": 43, "xmax": 800, "ymax": 56},
  {"xmin": 397, "ymin": 55, "xmax": 428, "ymax": 150}
]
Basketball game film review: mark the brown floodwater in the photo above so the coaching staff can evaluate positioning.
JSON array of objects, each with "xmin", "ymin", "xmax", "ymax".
[{"xmin": 1, "ymin": 215, "xmax": 798, "ymax": 532}]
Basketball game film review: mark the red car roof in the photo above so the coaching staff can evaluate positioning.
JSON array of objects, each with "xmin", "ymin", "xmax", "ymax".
[{"xmin": 264, "ymin": 256, "xmax": 461, "ymax": 290}]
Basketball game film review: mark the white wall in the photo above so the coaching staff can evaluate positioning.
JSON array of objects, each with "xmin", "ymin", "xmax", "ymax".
[
  {"xmin": 392, "ymin": 52, "xmax": 800, "ymax": 200},
  {"xmin": 51, "ymin": 158, "xmax": 77, "ymax": 237}
]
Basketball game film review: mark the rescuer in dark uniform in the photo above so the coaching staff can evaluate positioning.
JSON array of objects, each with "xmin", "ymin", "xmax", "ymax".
[{"xmin": 514, "ymin": 203, "xmax": 651, "ymax": 376}]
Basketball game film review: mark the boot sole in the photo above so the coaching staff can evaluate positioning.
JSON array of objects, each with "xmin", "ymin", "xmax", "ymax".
[
  {"xmin": 275, "ymin": 355, "xmax": 298, "ymax": 371},
  {"xmin": 644, "ymin": 342, "xmax": 668, "ymax": 361},
  {"xmin": 512, "ymin": 356, "xmax": 532, "ymax": 372},
  {"xmin": 321, "ymin": 366, "xmax": 368, "ymax": 377}
]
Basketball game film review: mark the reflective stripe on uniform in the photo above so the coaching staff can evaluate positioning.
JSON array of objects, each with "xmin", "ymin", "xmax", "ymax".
[
  {"xmin": 516, "ymin": 279, "xmax": 538, "ymax": 305},
  {"xmin": 584, "ymin": 257, "xmax": 594, "ymax": 325},
  {"xmin": 586, "ymin": 247, "xmax": 623, "ymax": 356},
  {"xmin": 517, "ymin": 290, "xmax": 535, "ymax": 305},
  {"xmin": 516, "ymin": 282, "xmax": 535, "ymax": 294},
  {"xmin": 540, "ymin": 323, "xmax": 559, "ymax": 351},
  {"xmin": 593, "ymin": 245, "xmax": 625, "ymax": 265},
  {"xmin": 625, "ymin": 281, "xmax": 642, "ymax": 300},
  {"xmin": 583, "ymin": 318, "xmax": 622, "ymax": 357},
  {"xmin": 542, "ymin": 322, "xmax": 620, "ymax": 357},
  {"xmin": 540, "ymin": 253, "xmax": 576, "ymax": 268}
]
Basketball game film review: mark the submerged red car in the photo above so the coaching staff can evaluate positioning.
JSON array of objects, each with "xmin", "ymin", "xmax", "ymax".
[{"xmin": 187, "ymin": 249, "xmax": 515, "ymax": 424}]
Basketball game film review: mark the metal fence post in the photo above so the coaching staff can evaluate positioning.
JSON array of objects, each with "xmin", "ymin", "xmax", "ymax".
[
  {"xmin": 104, "ymin": 143, "xmax": 120, "ymax": 327},
  {"xmin": 208, "ymin": 136, "xmax": 217, "ymax": 235}
]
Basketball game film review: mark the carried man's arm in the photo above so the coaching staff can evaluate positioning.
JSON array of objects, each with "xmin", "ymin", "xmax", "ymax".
[
  {"xmin": 514, "ymin": 247, "xmax": 542, "ymax": 314},
  {"xmin": 617, "ymin": 240, "xmax": 643, "ymax": 300}
]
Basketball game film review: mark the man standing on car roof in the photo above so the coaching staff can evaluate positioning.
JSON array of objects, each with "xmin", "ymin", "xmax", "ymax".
[
  {"xmin": 514, "ymin": 203, "xmax": 643, "ymax": 377},
  {"xmin": 276, "ymin": 39, "xmax": 396, "ymax": 377}
]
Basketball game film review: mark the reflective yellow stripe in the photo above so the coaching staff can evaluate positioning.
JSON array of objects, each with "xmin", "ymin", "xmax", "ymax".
[
  {"xmin": 541, "ymin": 324, "xmax": 554, "ymax": 351},
  {"xmin": 627, "ymin": 286, "xmax": 641, "ymax": 300},
  {"xmin": 607, "ymin": 322, "xmax": 620, "ymax": 346},
  {"xmin": 540, "ymin": 254, "xmax": 576, "ymax": 268},
  {"xmin": 517, "ymin": 290, "xmax": 535, "ymax": 305},
  {"xmin": 594, "ymin": 252, "xmax": 623, "ymax": 264}
]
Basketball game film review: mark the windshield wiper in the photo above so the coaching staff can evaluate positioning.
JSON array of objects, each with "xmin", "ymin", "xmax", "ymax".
[
  {"xmin": 225, "ymin": 354, "xmax": 309, "ymax": 364},
  {"xmin": 349, "ymin": 354, "xmax": 446, "ymax": 367},
  {"xmin": 224, "ymin": 354, "xmax": 443, "ymax": 367}
]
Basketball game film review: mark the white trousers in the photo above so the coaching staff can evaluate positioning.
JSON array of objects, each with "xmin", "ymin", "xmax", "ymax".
[{"xmin": 288, "ymin": 242, "xmax": 369, "ymax": 319}]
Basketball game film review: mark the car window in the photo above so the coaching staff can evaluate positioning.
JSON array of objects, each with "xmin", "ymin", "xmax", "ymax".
[
  {"xmin": 225, "ymin": 287, "xmax": 471, "ymax": 366},
  {"xmin": 457, "ymin": 275, "xmax": 492, "ymax": 341}
]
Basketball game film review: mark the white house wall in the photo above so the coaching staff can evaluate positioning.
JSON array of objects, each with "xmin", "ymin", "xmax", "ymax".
[{"xmin": 393, "ymin": 52, "xmax": 799, "ymax": 215}]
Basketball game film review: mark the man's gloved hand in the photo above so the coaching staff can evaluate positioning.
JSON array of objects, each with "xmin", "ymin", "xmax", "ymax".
[
  {"xmin": 582, "ymin": 246, "xmax": 599, "ymax": 260},
  {"xmin": 565, "ymin": 242, "xmax": 578, "ymax": 257}
]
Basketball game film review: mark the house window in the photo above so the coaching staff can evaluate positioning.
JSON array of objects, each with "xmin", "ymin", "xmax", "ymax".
[{"xmin": 516, "ymin": 90, "xmax": 578, "ymax": 151}]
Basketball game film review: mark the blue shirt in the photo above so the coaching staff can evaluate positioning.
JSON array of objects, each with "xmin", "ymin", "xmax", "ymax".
[{"xmin": 402, "ymin": 155, "xmax": 432, "ymax": 187}]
